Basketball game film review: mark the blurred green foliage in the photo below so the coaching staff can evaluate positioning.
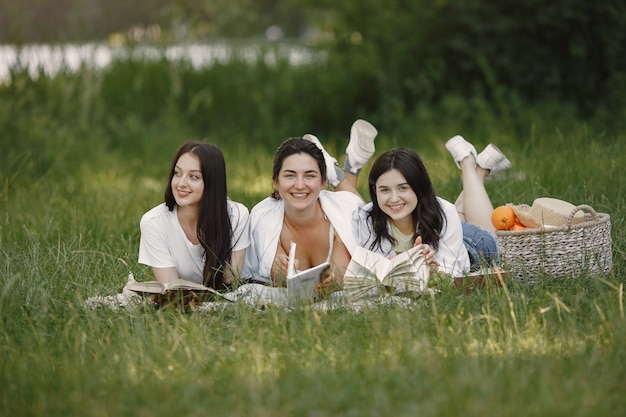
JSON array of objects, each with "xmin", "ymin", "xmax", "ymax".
[
  {"xmin": 312, "ymin": 0, "xmax": 626, "ymax": 120},
  {"xmin": 1, "ymin": 0, "xmax": 623, "ymax": 127},
  {"xmin": 0, "ymin": 0, "xmax": 307, "ymax": 42}
]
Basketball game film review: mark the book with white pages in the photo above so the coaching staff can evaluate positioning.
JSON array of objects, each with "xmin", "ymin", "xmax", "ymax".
[
  {"xmin": 285, "ymin": 241, "xmax": 331, "ymax": 302},
  {"xmin": 343, "ymin": 245, "xmax": 431, "ymax": 300}
]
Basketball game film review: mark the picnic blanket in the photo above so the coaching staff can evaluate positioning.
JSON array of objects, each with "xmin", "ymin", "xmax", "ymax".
[{"xmin": 84, "ymin": 275, "xmax": 422, "ymax": 312}]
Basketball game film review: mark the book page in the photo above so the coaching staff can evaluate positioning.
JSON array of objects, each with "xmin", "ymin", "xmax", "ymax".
[
  {"xmin": 348, "ymin": 246, "xmax": 424, "ymax": 281},
  {"xmin": 286, "ymin": 262, "xmax": 330, "ymax": 302},
  {"xmin": 343, "ymin": 246, "xmax": 429, "ymax": 299},
  {"xmin": 287, "ymin": 241, "xmax": 297, "ymax": 278},
  {"xmin": 126, "ymin": 279, "xmax": 225, "ymax": 298},
  {"xmin": 162, "ymin": 279, "xmax": 215, "ymax": 292},
  {"xmin": 126, "ymin": 280, "xmax": 166, "ymax": 294},
  {"xmin": 349, "ymin": 247, "xmax": 393, "ymax": 281}
]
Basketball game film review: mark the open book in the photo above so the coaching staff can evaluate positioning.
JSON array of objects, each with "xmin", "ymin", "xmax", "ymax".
[
  {"xmin": 286, "ymin": 261, "xmax": 331, "ymax": 302},
  {"xmin": 285, "ymin": 242, "xmax": 330, "ymax": 302},
  {"xmin": 343, "ymin": 245, "xmax": 430, "ymax": 300},
  {"xmin": 126, "ymin": 279, "xmax": 231, "ymax": 302}
]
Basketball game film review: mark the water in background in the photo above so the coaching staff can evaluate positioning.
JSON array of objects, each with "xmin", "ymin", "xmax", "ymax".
[{"xmin": 0, "ymin": 42, "xmax": 318, "ymax": 84}]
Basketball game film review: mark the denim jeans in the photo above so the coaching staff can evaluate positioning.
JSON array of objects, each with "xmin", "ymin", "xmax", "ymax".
[{"xmin": 462, "ymin": 222, "xmax": 499, "ymax": 270}]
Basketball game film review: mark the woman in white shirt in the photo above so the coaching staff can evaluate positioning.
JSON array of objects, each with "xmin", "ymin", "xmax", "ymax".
[
  {"xmin": 355, "ymin": 136, "xmax": 511, "ymax": 277},
  {"xmin": 138, "ymin": 141, "xmax": 250, "ymax": 289},
  {"xmin": 242, "ymin": 120, "xmax": 379, "ymax": 286},
  {"xmin": 354, "ymin": 147, "xmax": 471, "ymax": 277},
  {"xmin": 242, "ymin": 137, "xmax": 363, "ymax": 286}
]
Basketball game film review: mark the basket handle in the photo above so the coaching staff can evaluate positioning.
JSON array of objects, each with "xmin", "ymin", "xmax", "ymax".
[{"xmin": 566, "ymin": 204, "xmax": 597, "ymax": 229}]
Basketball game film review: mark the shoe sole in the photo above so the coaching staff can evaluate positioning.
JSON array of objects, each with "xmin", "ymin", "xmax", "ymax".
[
  {"xmin": 348, "ymin": 119, "xmax": 377, "ymax": 163},
  {"xmin": 477, "ymin": 144, "xmax": 511, "ymax": 174},
  {"xmin": 445, "ymin": 135, "xmax": 477, "ymax": 167}
]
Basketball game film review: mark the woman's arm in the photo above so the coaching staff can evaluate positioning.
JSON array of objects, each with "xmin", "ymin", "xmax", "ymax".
[
  {"xmin": 434, "ymin": 199, "xmax": 471, "ymax": 276},
  {"xmin": 270, "ymin": 245, "xmax": 290, "ymax": 287},
  {"xmin": 224, "ymin": 248, "xmax": 246, "ymax": 284},
  {"xmin": 151, "ymin": 267, "xmax": 180, "ymax": 284},
  {"xmin": 329, "ymin": 233, "xmax": 352, "ymax": 285}
]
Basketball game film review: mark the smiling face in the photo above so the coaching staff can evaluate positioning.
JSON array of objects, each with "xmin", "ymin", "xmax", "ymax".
[
  {"xmin": 171, "ymin": 152, "xmax": 204, "ymax": 210},
  {"xmin": 375, "ymin": 168, "xmax": 418, "ymax": 233},
  {"xmin": 273, "ymin": 153, "xmax": 326, "ymax": 211}
]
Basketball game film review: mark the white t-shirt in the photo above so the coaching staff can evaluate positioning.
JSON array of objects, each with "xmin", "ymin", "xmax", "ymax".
[{"xmin": 138, "ymin": 201, "xmax": 250, "ymax": 284}]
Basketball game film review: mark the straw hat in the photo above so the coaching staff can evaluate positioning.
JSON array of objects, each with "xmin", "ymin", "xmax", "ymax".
[{"xmin": 508, "ymin": 198, "xmax": 586, "ymax": 228}]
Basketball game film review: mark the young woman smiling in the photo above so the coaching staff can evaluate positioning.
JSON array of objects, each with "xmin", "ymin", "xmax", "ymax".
[
  {"xmin": 242, "ymin": 137, "xmax": 365, "ymax": 286},
  {"xmin": 138, "ymin": 141, "xmax": 250, "ymax": 289},
  {"xmin": 243, "ymin": 120, "xmax": 378, "ymax": 286},
  {"xmin": 354, "ymin": 137, "xmax": 511, "ymax": 277}
]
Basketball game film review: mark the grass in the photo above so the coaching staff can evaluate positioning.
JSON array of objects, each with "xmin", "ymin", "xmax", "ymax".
[{"xmin": 1, "ymin": 56, "xmax": 625, "ymax": 417}]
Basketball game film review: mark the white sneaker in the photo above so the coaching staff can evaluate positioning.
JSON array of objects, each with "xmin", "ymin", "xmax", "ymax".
[
  {"xmin": 445, "ymin": 135, "xmax": 478, "ymax": 169},
  {"xmin": 303, "ymin": 133, "xmax": 341, "ymax": 187},
  {"xmin": 477, "ymin": 144, "xmax": 512, "ymax": 175},
  {"xmin": 345, "ymin": 119, "xmax": 378, "ymax": 174}
]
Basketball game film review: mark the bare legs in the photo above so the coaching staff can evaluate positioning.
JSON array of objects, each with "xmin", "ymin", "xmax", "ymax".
[
  {"xmin": 446, "ymin": 136, "xmax": 512, "ymax": 235},
  {"xmin": 334, "ymin": 171, "xmax": 361, "ymax": 198},
  {"xmin": 454, "ymin": 154, "xmax": 496, "ymax": 234},
  {"xmin": 306, "ymin": 119, "xmax": 377, "ymax": 202}
]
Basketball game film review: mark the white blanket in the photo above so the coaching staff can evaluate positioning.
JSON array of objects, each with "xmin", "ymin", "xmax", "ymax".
[{"xmin": 85, "ymin": 276, "xmax": 423, "ymax": 312}]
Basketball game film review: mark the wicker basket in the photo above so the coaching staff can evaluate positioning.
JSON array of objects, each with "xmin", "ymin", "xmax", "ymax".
[{"xmin": 496, "ymin": 205, "xmax": 612, "ymax": 281}]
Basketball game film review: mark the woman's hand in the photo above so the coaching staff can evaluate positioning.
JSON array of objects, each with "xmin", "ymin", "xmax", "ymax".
[
  {"xmin": 414, "ymin": 236, "xmax": 440, "ymax": 275},
  {"xmin": 315, "ymin": 275, "xmax": 342, "ymax": 299},
  {"xmin": 271, "ymin": 253, "xmax": 299, "ymax": 286}
]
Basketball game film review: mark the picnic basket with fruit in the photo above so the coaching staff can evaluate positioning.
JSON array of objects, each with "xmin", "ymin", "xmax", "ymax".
[{"xmin": 491, "ymin": 198, "xmax": 612, "ymax": 281}]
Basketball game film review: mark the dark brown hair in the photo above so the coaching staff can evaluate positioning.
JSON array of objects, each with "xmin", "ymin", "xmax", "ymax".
[
  {"xmin": 270, "ymin": 137, "xmax": 327, "ymax": 200},
  {"xmin": 367, "ymin": 147, "xmax": 445, "ymax": 252},
  {"xmin": 164, "ymin": 141, "xmax": 232, "ymax": 289}
]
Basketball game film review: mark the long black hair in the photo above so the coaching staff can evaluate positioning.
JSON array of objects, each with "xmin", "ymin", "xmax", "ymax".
[
  {"xmin": 164, "ymin": 141, "xmax": 232, "ymax": 289},
  {"xmin": 270, "ymin": 137, "xmax": 327, "ymax": 200},
  {"xmin": 367, "ymin": 147, "xmax": 445, "ymax": 252}
]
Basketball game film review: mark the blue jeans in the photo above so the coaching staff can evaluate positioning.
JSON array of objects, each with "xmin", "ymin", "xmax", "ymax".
[{"xmin": 462, "ymin": 222, "xmax": 499, "ymax": 270}]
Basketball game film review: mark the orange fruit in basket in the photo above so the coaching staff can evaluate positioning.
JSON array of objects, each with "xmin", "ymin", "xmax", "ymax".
[
  {"xmin": 511, "ymin": 221, "xmax": 527, "ymax": 230},
  {"xmin": 491, "ymin": 205, "xmax": 516, "ymax": 230}
]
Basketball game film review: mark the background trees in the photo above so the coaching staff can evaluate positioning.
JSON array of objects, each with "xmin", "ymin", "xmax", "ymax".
[{"xmin": 1, "ymin": 0, "xmax": 624, "ymax": 132}]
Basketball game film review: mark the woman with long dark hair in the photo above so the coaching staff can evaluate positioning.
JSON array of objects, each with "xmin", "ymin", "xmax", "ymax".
[
  {"xmin": 356, "ymin": 148, "xmax": 466, "ymax": 275},
  {"xmin": 138, "ymin": 141, "xmax": 249, "ymax": 289},
  {"xmin": 355, "ymin": 136, "xmax": 510, "ymax": 276}
]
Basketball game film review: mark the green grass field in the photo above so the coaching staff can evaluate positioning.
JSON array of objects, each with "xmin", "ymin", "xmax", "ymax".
[{"xmin": 1, "ymin": 55, "xmax": 625, "ymax": 416}]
